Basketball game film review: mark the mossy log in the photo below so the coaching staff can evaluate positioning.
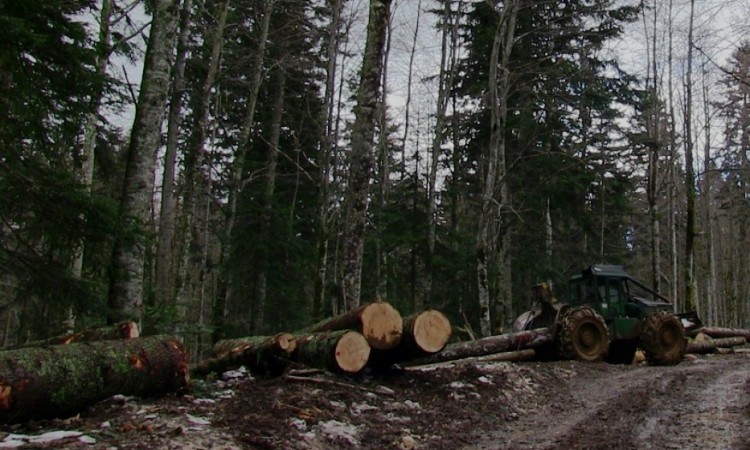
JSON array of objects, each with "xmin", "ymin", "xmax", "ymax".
[
  {"xmin": 294, "ymin": 330, "xmax": 370, "ymax": 374},
  {"xmin": 369, "ymin": 310, "xmax": 451, "ymax": 369},
  {"xmin": 0, "ymin": 335, "xmax": 189, "ymax": 423},
  {"xmin": 301, "ymin": 302, "xmax": 403, "ymax": 350},
  {"xmin": 193, "ymin": 333, "xmax": 296, "ymax": 377},
  {"xmin": 6, "ymin": 321, "xmax": 140, "ymax": 349},
  {"xmin": 686, "ymin": 336, "xmax": 746, "ymax": 354},
  {"xmin": 407, "ymin": 328, "xmax": 552, "ymax": 366}
]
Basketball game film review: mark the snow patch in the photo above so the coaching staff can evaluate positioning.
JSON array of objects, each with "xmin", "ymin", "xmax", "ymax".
[
  {"xmin": 315, "ymin": 420, "xmax": 361, "ymax": 446},
  {"xmin": 1, "ymin": 430, "xmax": 96, "ymax": 448},
  {"xmin": 186, "ymin": 414, "xmax": 211, "ymax": 425}
]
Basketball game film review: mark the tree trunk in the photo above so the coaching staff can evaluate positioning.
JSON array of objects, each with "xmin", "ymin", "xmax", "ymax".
[
  {"xmin": 301, "ymin": 301, "xmax": 402, "ymax": 350},
  {"xmin": 686, "ymin": 337, "xmax": 746, "ymax": 354},
  {"xmin": 294, "ymin": 330, "xmax": 370, "ymax": 374},
  {"xmin": 108, "ymin": 0, "xmax": 179, "ymax": 323},
  {"xmin": 215, "ymin": 0, "xmax": 274, "ymax": 339},
  {"xmin": 408, "ymin": 328, "xmax": 552, "ymax": 366},
  {"xmin": 0, "ymin": 336, "xmax": 189, "ymax": 423},
  {"xmin": 477, "ymin": 0, "xmax": 518, "ymax": 336},
  {"xmin": 193, "ymin": 333, "xmax": 296, "ymax": 377},
  {"xmin": 683, "ymin": 0, "xmax": 698, "ymax": 312},
  {"xmin": 155, "ymin": 0, "xmax": 193, "ymax": 312},
  {"xmin": 340, "ymin": 0, "xmax": 392, "ymax": 310}
]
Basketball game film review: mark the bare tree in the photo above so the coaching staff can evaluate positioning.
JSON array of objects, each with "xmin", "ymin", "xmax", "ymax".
[{"xmin": 683, "ymin": 0, "xmax": 698, "ymax": 312}]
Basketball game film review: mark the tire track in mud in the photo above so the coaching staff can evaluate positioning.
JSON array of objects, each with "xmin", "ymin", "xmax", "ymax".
[{"xmin": 468, "ymin": 356, "xmax": 750, "ymax": 450}]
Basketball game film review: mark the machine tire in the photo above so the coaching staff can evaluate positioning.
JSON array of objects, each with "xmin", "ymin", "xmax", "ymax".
[
  {"xmin": 640, "ymin": 311, "xmax": 686, "ymax": 366},
  {"xmin": 557, "ymin": 307, "xmax": 609, "ymax": 362}
]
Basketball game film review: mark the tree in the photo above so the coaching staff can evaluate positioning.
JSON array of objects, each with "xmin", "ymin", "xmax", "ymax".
[
  {"xmin": 108, "ymin": 0, "xmax": 180, "ymax": 323},
  {"xmin": 340, "ymin": 0, "xmax": 392, "ymax": 311}
]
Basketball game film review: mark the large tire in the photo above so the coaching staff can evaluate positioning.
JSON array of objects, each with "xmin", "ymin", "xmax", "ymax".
[
  {"xmin": 557, "ymin": 307, "xmax": 609, "ymax": 362},
  {"xmin": 640, "ymin": 311, "xmax": 686, "ymax": 366}
]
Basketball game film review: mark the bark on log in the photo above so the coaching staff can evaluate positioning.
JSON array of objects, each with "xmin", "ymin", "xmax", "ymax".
[
  {"xmin": 368, "ymin": 310, "xmax": 451, "ymax": 369},
  {"xmin": 0, "ymin": 336, "xmax": 189, "ymax": 423},
  {"xmin": 294, "ymin": 330, "xmax": 370, "ymax": 374},
  {"xmin": 407, "ymin": 328, "xmax": 552, "ymax": 366},
  {"xmin": 302, "ymin": 302, "xmax": 403, "ymax": 350},
  {"xmin": 6, "ymin": 321, "xmax": 140, "ymax": 349},
  {"xmin": 193, "ymin": 333, "xmax": 296, "ymax": 377},
  {"xmin": 405, "ymin": 349, "xmax": 536, "ymax": 371},
  {"xmin": 698, "ymin": 327, "xmax": 750, "ymax": 340},
  {"xmin": 686, "ymin": 336, "xmax": 746, "ymax": 354}
]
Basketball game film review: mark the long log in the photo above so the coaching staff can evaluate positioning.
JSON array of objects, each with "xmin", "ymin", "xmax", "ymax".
[
  {"xmin": 699, "ymin": 327, "xmax": 750, "ymax": 340},
  {"xmin": 302, "ymin": 302, "xmax": 403, "ymax": 350},
  {"xmin": 407, "ymin": 328, "xmax": 552, "ymax": 366},
  {"xmin": 193, "ymin": 333, "xmax": 296, "ymax": 377},
  {"xmin": 406, "ymin": 349, "xmax": 536, "ymax": 371},
  {"xmin": 6, "ymin": 321, "xmax": 140, "ymax": 349},
  {"xmin": 686, "ymin": 336, "xmax": 746, "ymax": 354},
  {"xmin": 294, "ymin": 330, "xmax": 370, "ymax": 374},
  {"xmin": 0, "ymin": 336, "xmax": 189, "ymax": 423},
  {"xmin": 368, "ymin": 310, "xmax": 451, "ymax": 369}
]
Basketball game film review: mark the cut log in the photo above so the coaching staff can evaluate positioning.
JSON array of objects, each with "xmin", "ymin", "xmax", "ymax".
[
  {"xmin": 368, "ymin": 310, "xmax": 451, "ymax": 369},
  {"xmin": 302, "ymin": 302, "xmax": 403, "ymax": 350},
  {"xmin": 405, "ymin": 349, "xmax": 536, "ymax": 371},
  {"xmin": 193, "ymin": 333, "xmax": 296, "ymax": 377},
  {"xmin": 686, "ymin": 336, "xmax": 746, "ymax": 354},
  {"xmin": 0, "ymin": 336, "xmax": 189, "ymax": 423},
  {"xmin": 294, "ymin": 330, "xmax": 370, "ymax": 374},
  {"xmin": 698, "ymin": 327, "xmax": 750, "ymax": 340},
  {"xmin": 407, "ymin": 328, "xmax": 552, "ymax": 366},
  {"xmin": 6, "ymin": 321, "xmax": 140, "ymax": 349}
]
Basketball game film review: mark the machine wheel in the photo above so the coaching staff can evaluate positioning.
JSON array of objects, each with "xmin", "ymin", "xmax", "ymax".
[
  {"xmin": 640, "ymin": 311, "xmax": 686, "ymax": 366},
  {"xmin": 557, "ymin": 307, "xmax": 610, "ymax": 362}
]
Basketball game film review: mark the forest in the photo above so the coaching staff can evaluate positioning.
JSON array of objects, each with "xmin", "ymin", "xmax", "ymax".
[{"xmin": 0, "ymin": 0, "xmax": 748, "ymax": 358}]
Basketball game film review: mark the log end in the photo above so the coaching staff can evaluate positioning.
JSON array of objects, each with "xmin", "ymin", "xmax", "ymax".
[
  {"xmin": 120, "ymin": 321, "xmax": 140, "ymax": 339},
  {"xmin": 276, "ymin": 333, "xmax": 297, "ymax": 353},
  {"xmin": 361, "ymin": 302, "xmax": 403, "ymax": 350},
  {"xmin": 412, "ymin": 310, "xmax": 452, "ymax": 353},
  {"xmin": 334, "ymin": 331, "xmax": 371, "ymax": 373}
]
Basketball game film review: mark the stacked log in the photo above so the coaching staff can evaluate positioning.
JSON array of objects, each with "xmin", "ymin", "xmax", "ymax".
[
  {"xmin": 302, "ymin": 302, "xmax": 404, "ymax": 350},
  {"xmin": 369, "ymin": 310, "xmax": 452, "ymax": 369},
  {"xmin": 294, "ymin": 330, "xmax": 370, "ymax": 374},
  {"xmin": 0, "ymin": 336, "xmax": 189, "ymax": 423},
  {"xmin": 193, "ymin": 333, "xmax": 296, "ymax": 377},
  {"xmin": 698, "ymin": 327, "xmax": 750, "ymax": 340}
]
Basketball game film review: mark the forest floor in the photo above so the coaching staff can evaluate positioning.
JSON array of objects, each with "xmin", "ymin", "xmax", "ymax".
[{"xmin": 3, "ymin": 353, "xmax": 750, "ymax": 449}]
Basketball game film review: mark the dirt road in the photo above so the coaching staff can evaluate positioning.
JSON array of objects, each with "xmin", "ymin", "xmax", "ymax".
[{"xmin": 472, "ymin": 355, "xmax": 750, "ymax": 450}]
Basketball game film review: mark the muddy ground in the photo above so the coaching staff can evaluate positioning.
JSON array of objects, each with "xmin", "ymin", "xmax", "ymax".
[{"xmin": 3, "ymin": 353, "xmax": 750, "ymax": 449}]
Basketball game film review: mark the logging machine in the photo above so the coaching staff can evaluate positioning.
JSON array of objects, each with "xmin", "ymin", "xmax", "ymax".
[{"xmin": 513, "ymin": 264, "xmax": 702, "ymax": 365}]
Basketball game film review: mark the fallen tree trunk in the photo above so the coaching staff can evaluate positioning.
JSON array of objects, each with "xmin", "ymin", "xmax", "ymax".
[
  {"xmin": 686, "ymin": 336, "xmax": 746, "ymax": 354},
  {"xmin": 698, "ymin": 327, "xmax": 750, "ymax": 340},
  {"xmin": 406, "ymin": 349, "xmax": 536, "ymax": 371},
  {"xmin": 193, "ymin": 333, "xmax": 296, "ymax": 377},
  {"xmin": 0, "ymin": 336, "xmax": 189, "ymax": 423},
  {"xmin": 301, "ymin": 302, "xmax": 402, "ymax": 350},
  {"xmin": 369, "ymin": 310, "xmax": 451, "ymax": 369},
  {"xmin": 6, "ymin": 321, "xmax": 139, "ymax": 349},
  {"xmin": 294, "ymin": 330, "xmax": 370, "ymax": 374},
  {"xmin": 407, "ymin": 328, "xmax": 552, "ymax": 366}
]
